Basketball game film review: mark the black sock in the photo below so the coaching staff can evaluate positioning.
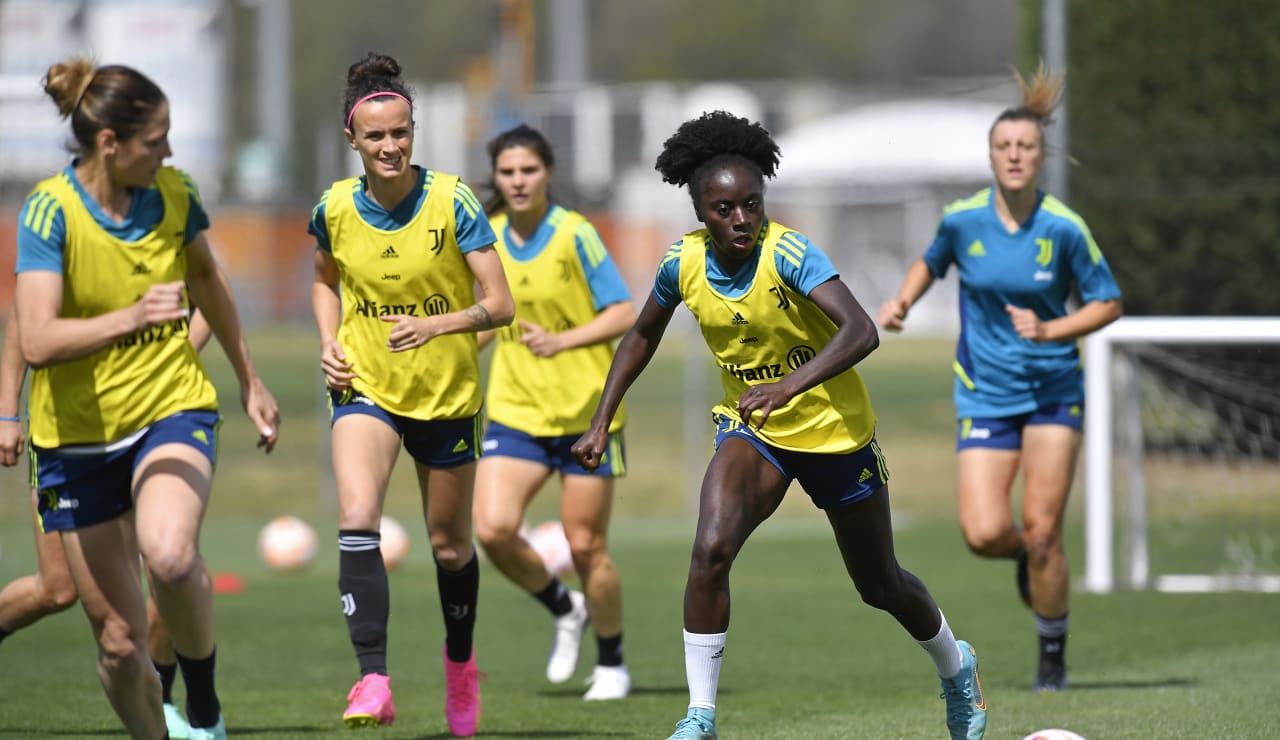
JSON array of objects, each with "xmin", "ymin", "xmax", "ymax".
[
  {"xmin": 154, "ymin": 660, "xmax": 179, "ymax": 704},
  {"xmin": 533, "ymin": 577, "xmax": 573, "ymax": 617},
  {"xmin": 1035, "ymin": 611, "xmax": 1068, "ymax": 667},
  {"xmin": 596, "ymin": 632, "xmax": 624, "ymax": 667},
  {"xmin": 0, "ymin": 627, "xmax": 10, "ymax": 644},
  {"xmin": 175, "ymin": 648, "xmax": 220, "ymax": 729},
  {"xmin": 436, "ymin": 552, "xmax": 479, "ymax": 663},
  {"xmin": 339, "ymin": 530, "xmax": 390, "ymax": 676}
]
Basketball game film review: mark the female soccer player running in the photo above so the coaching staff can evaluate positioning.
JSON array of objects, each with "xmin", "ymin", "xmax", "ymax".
[
  {"xmin": 878, "ymin": 65, "xmax": 1122, "ymax": 692},
  {"xmin": 14, "ymin": 58, "xmax": 279, "ymax": 740},
  {"xmin": 472, "ymin": 124, "xmax": 636, "ymax": 700},
  {"xmin": 572, "ymin": 111, "xmax": 986, "ymax": 740},
  {"xmin": 309, "ymin": 52, "xmax": 513, "ymax": 737}
]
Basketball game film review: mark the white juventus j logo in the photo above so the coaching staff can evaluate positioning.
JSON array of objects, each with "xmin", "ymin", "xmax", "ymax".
[
  {"xmin": 341, "ymin": 593, "xmax": 356, "ymax": 616},
  {"xmin": 446, "ymin": 604, "xmax": 469, "ymax": 620}
]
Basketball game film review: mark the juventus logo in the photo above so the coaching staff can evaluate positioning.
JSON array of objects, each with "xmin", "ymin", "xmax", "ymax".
[
  {"xmin": 446, "ymin": 604, "xmax": 470, "ymax": 620},
  {"xmin": 428, "ymin": 227, "xmax": 445, "ymax": 254},
  {"xmin": 770, "ymin": 286, "xmax": 791, "ymax": 310},
  {"xmin": 340, "ymin": 593, "xmax": 356, "ymax": 616}
]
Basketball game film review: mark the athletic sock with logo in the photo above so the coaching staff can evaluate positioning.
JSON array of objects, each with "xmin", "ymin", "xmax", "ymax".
[
  {"xmin": 338, "ymin": 530, "xmax": 389, "ymax": 676},
  {"xmin": 436, "ymin": 551, "xmax": 479, "ymax": 663},
  {"xmin": 175, "ymin": 647, "xmax": 220, "ymax": 728},
  {"xmin": 683, "ymin": 630, "xmax": 726, "ymax": 710},
  {"xmin": 533, "ymin": 577, "xmax": 574, "ymax": 617},
  {"xmin": 1035, "ymin": 611, "xmax": 1068, "ymax": 668},
  {"xmin": 596, "ymin": 632, "xmax": 624, "ymax": 667}
]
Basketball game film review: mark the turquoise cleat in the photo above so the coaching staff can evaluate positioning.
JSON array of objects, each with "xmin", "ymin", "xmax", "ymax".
[
  {"xmin": 162, "ymin": 702, "xmax": 190, "ymax": 739},
  {"xmin": 666, "ymin": 707, "xmax": 717, "ymax": 740},
  {"xmin": 940, "ymin": 640, "xmax": 987, "ymax": 740}
]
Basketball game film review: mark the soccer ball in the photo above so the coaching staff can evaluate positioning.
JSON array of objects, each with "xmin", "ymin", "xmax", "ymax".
[
  {"xmin": 380, "ymin": 515, "xmax": 411, "ymax": 571},
  {"xmin": 1021, "ymin": 730, "xmax": 1086, "ymax": 740},
  {"xmin": 257, "ymin": 516, "xmax": 318, "ymax": 572},
  {"xmin": 524, "ymin": 520, "xmax": 574, "ymax": 577}
]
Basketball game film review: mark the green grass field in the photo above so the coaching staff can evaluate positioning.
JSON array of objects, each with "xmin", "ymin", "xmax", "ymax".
[{"xmin": 1, "ymin": 329, "xmax": 1277, "ymax": 738}]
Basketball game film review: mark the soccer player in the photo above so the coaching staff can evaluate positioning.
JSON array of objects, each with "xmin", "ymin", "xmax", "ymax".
[
  {"xmin": 472, "ymin": 124, "xmax": 636, "ymax": 700},
  {"xmin": 571, "ymin": 111, "xmax": 987, "ymax": 740},
  {"xmin": 14, "ymin": 58, "xmax": 280, "ymax": 740},
  {"xmin": 0, "ymin": 309, "xmax": 213, "ymax": 739},
  {"xmin": 309, "ymin": 52, "xmax": 513, "ymax": 737},
  {"xmin": 877, "ymin": 64, "xmax": 1123, "ymax": 692}
]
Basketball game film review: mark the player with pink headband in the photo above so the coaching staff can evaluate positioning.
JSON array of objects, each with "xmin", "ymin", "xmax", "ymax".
[{"xmin": 308, "ymin": 51, "xmax": 514, "ymax": 737}]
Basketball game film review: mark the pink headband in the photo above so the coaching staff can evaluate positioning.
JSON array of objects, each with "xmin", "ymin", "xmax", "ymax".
[{"xmin": 345, "ymin": 91, "xmax": 411, "ymax": 130}]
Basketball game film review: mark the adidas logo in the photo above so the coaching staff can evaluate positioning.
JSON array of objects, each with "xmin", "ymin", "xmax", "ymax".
[
  {"xmin": 520, "ymin": 276, "xmax": 531, "ymax": 286},
  {"xmin": 452, "ymin": 439, "xmax": 469, "ymax": 453},
  {"xmin": 731, "ymin": 312, "xmax": 749, "ymax": 325},
  {"xmin": 381, "ymin": 245, "xmax": 399, "ymax": 258},
  {"xmin": 858, "ymin": 468, "xmax": 872, "ymax": 483},
  {"xmin": 967, "ymin": 240, "xmax": 986, "ymax": 257},
  {"xmin": 131, "ymin": 262, "xmax": 151, "ymax": 275},
  {"xmin": 711, "ymin": 647, "xmax": 724, "ymax": 659},
  {"xmin": 191, "ymin": 430, "xmax": 209, "ymax": 445}
]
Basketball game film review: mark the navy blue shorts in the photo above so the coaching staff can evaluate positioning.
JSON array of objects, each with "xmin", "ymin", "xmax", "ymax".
[
  {"xmin": 956, "ymin": 401, "xmax": 1084, "ymax": 451},
  {"xmin": 482, "ymin": 420, "xmax": 625, "ymax": 477},
  {"xmin": 32, "ymin": 410, "xmax": 221, "ymax": 532},
  {"xmin": 712, "ymin": 413, "xmax": 888, "ymax": 510},
  {"xmin": 328, "ymin": 388, "xmax": 481, "ymax": 468}
]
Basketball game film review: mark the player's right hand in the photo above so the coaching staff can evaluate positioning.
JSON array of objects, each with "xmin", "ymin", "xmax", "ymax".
[
  {"xmin": 321, "ymin": 339, "xmax": 357, "ymax": 389},
  {"xmin": 0, "ymin": 418, "xmax": 24, "ymax": 467},
  {"xmin": 876, "ymin": 298, "xmax": 909, "ymax": 332}
]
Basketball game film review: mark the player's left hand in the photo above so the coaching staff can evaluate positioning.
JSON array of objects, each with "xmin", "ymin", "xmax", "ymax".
[
  {"xmin": 241, "ymin": 377, "xmax": 281, "ymax": 454},
  {"xmin": 737, "ymin": 382, "xmax": 791, "ymax": 431},
  {"xmin": 519, "ymin": 320, "xmax": 561, "ymax": 358},
  {"xmin": 383, "ymin": 315, "xmax": 439, "ymax": 352},
  {"xmin": 570, "ymin": 426, "xmax": 609, "ymax": 471},
  {"xmin": 0, "ymin": 417, "xmax": 24, "ymax": 467},
  {"xmin": 1006, "ymin": 304, "xmax": 1045, "ymax": 342}
]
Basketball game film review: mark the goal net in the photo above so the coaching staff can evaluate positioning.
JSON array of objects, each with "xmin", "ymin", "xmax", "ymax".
[{"xmin": 1083, "ymin": 317, "xmax": 1280, "ymax": 593}]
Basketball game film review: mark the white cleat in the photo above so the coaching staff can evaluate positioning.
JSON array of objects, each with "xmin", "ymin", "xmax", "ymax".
[
  {"xmin": 583, "ymin": 664, "xmax": 631, "ymax": 701},
  {"xmin": 546, "ymin": 589, "xmax": 589, "ymax": 683}
]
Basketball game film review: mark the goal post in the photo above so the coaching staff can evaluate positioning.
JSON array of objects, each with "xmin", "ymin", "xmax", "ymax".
[{"xmin": 1084, "ymin": 316, "xmax": 1280, "ymax": 593}]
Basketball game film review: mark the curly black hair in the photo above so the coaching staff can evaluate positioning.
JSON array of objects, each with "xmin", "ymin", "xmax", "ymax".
[{"xmin": 654, "ymin": 110, "xmax": 780, "ymax": 205}]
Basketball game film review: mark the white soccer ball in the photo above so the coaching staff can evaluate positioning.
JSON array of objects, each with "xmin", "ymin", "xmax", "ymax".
[
  {"xmin": 257, "ymin": 515, "xmax": 318, "ymax": 572},
  {"xmin": 524, "ymin": 520, "xmax": 574, "ymax": 577},
  {"xmin": 380, "ymin": 515, "xmax": 411, "ymax": 571},
  {"xmin": 1022, "ymin": 730, "xmax": 1086, "ymax": 740}
]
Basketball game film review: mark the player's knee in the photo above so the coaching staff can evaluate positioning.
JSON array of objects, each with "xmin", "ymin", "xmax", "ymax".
[
  {"xmin": 689, "ymin": 533, "xmax": 738, "ymax": 577},
  {"xmin": 1022, "ymin": 526, "xmax": 1062, "ymax": 565},
  {"xmin": 854, "ymin": 573, "xmax": 906, "ymax": 612},
  {"xmin": 962, "ymin": 525, "xmax": 1009, "ymax": 557},
  {"xmin": 473, "ymin": 517, "xmax": 518, "ymax": 552},
  {"xmin": 40, "ymin": 578, "xmax": 78, "ymax": 613},
  {"xmin": 146, "ymin": 546, "xmax": 202, "ymax": 589}
]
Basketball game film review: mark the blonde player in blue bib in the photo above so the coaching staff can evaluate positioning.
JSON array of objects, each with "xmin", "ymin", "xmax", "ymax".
[
  {"xmin": 14, "ymin": 58, "xmax": 280, "ymax": 740},
  {"xmin": 471, "ymin": 125, "xmax": 636, "ymax": 700},
  {"xmin": 572, "ymin": 111, "xmax": 986, "ymax": 740},
  {"xmin": 309, "ymin": 52, "xmax": 514, "ymax": 737},
  {"xmin": 878, "ymin": 65, "xmax": 1122, "ymax": 693}
]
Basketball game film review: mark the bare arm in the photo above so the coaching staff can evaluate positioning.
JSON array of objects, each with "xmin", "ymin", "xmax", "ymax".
[
  {"xmin": 15, "ymin": 270, "xmax": 186, "ymax": 368},
  {"xmin": 185, "ymin": 233, "xmax": 280, "ymax": 451},
  {"xmin": 737, "ymin": 278, "xmax": 879, "ymax": 429},
  {"xmin": 0, "ymin": 312, "xmax": 27, "ymax": 466},
  {"xmin": 187, "ymin": 308, "xmax": 212, "ymax": 351},
  {"xmin": 518, "ymin": 300, "xmax": 637, "ymax": 358},
  {"xmin": 876, "ymin": 257, "xmax": 936, "ymax": 332},
  {"xmin": 311, "ymin": 247, "xmax": 357, "ymax": 389},
  {"xmin": 383, "ymin": 244, "xmax": 515, "ymax": 352},
  {"xmin": 1006, "ymin": 298, "xmax": 1123, "ymax": 343},
  {"xmin": 571, "ymin": 294, "xmax": 675, "ymax": 469}
]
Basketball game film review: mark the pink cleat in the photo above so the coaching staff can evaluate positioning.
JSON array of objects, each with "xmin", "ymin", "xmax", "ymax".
[
  {"xmin": 343, "ymin": 673, "xmax": 396, "ymax": 728},
  {"xmin": 442, "ymin": 645, "xmax": 484, "ymax": 737}
]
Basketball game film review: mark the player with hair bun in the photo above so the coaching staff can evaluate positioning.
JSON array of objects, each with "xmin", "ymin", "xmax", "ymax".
[
  {"xmin": 309, "ymin": 51, "xmax": 513, "ymax": 737},
  {"xmin": 15, "ymin": 57, "xmax": 279, "ymax": 740},
  {"xmin": 573, "ymin": 110, "xmax": 986, "ymax": 740},
  {"xmin": 878, "ymin": 64, "xmax": 1123, "ymax": 693}
]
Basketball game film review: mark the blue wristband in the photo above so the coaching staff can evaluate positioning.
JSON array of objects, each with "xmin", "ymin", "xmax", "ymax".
[{"xmin": 0, "ymin": 415, "xmax": 19, "ymax": 423}]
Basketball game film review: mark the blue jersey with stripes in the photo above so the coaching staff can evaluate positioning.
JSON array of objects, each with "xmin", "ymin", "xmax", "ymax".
[
  {"xmin": 307, "ymin": 166, "xmax": 494, "ymax": 254},
  {"xmin": 923, "ymin": 188, "xmax": 1122, "ymax": 418},
  {"xmin": 17, "ymin": 162, "xmax": 209, "ymax": 272},
  {"xmin": 651, "ymin": 219, "xmax": 837, "ymax": 308}
]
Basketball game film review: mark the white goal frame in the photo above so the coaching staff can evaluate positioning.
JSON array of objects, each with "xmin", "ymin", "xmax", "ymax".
[{"xmin": 1083, "ymin": 316, "xmax": 1280, "ymax": 593}]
